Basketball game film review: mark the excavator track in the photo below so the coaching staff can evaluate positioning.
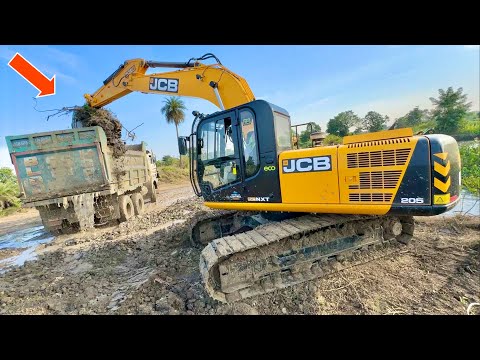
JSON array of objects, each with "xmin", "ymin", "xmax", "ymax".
[{"xmin": 199, "ymin": 214, "xmax": 414, "ymax": 303}]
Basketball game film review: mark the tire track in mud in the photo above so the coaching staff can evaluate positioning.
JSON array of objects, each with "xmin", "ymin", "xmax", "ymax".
[{"xmin": 0, "ymin": 183, "xmax": 478, "ymax": 315}]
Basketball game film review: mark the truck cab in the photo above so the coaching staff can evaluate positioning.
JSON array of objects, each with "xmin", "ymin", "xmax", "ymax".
[{"xmin": 146, "ymin": 150, "xmax": 159, "ymax": 191}]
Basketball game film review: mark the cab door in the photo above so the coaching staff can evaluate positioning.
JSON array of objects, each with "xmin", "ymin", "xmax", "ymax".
[{"xmin": 196, "ymin": 111, "xmax": 244, "ymax": 201}]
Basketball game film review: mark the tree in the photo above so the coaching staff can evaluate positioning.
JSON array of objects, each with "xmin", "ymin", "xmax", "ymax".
[
  {"xmin": 298, "ymin": 123, "xmax": 321, "ymax": 148},
  {"xmin": 395, "ymin": 106, "xmax": 429, "ymax": 128},
  {"xmin": 0, "ymin": 168, "xmax": 17, "ymax": 184},
  {"xmin": 161, "ymin": 155, "xmax": 176, "ymax": 166},
  {"xmin": 326, "ymin": 111, "xmax": 360, "ymax": 137},
  {"xmin": 430, "ymin": 87, "xmax": 471, "ymax": 134},
  {"xmin": 0, "ymin": 182, "xmax": 20, "ymax": 208},
  {"xmin": 363, "ymin": 111, "xmax": 388, "ymax": 132},
  {"xmin": 0, "ymin": 168, "xmax": 20, "ymax": 209},
  {"xmin": 323, "ymin": 134, "xmax": 342, "ymax": 145},
  {"xmin": 161, "ymin": 97, "xmax": 187, "ymax": 165}
]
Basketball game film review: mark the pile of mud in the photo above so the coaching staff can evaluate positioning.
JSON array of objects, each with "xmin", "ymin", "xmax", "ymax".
[{"xmin": 72, "ymin": 106, "xmax": 126, "ymax": 157}]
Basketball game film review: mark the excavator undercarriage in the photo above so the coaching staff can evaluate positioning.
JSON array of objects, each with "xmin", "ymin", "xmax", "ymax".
[{"xmin": 191, "ymin": 212, "xmax": 414, "ymax": 302}]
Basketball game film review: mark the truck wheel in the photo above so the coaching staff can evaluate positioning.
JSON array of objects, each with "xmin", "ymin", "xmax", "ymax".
[
  {"xmin": 148, "ymin": 180, "xmax": 157, "ymax": 203},
  {"xmin": 131, "ymin": 193, "xmax": 145, "ymax": 215},
  {"xmin": 119, "ymin": 195, "xmax": 134, "ymax": 222}
]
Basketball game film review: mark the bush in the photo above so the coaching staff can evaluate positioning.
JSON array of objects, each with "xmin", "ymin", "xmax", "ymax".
[
  {"xmin": 458, "ymin": 118, "xmax": 480, "ymax": 136},
  {"xmin": 156, "ymin": 155, "xmax": 189, "ymax": 169},
  {"xmin": 412, "ymin": 119, "xmax": 437, "ymax": 133},
  {"xmin": 459, "ymin": 143, "xmax": 480, "ymax": 195},
  {"xmin": 411, "ymin": 113, "xmax": 479, "ymax": 137},
  {"xmin": 323, "ymin": 134, "xmax": 343, "ymax": 145},
  {"xmin": 156, "ymin": 155, "xmax": 190, "ymax": 183},
  {"xmin": 0, "ymin": 168, "xmax": 17, "ymax": 184},
  {"xmin": 156, "ymin": 165, "xmax": 190, "ymax": 183},
  {"xmin": 0, "ymin": 168, "xmax": 21, "ymax": 214}
]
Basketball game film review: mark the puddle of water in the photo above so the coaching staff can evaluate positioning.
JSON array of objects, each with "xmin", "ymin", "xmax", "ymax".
[
  {"xmin": 444, "ymin": 190, "xmax": 480, "ymax": 217},
  {"xmin": 0, "ymin": 225, "xmax": 54, "ymax": 272}
]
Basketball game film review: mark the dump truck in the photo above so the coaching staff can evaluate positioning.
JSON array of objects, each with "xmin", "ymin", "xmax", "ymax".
[{"xmin": 6, "ymin": 126, "xmax": 159, "ymax": 234}]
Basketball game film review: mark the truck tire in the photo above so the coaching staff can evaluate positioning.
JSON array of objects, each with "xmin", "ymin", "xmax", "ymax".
[
  {"xmin": 119, "ymin": 195, "xmax": 134, "ymax": 222},
  {"xmin": 131, "ymin": 193, "xmax": 145, "ymax": 215},
  {"xmin": 148, "ymin": 180, "xmax": 157, "ymax": 203}
]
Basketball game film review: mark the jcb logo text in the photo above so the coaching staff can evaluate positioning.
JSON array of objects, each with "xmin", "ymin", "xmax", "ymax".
[
  {"xmin": 282, "ymin": 156, "xmax": 332, "ymax": 173},
  {"xmin": 149, "ymin": 78, "xmax": 179, "ymax": 93}
]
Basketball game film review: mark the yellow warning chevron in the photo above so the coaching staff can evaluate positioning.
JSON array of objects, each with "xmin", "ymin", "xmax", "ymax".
[
  {"xmin": 434, "ymin": 176, "xmax": 451, "ymax": 193},
  {"xmin": 434, "ymin": 152, "xmax": 448, "ymax": 160},
  {"xmin": 434, "ymin": 160, "xmax": 450, "ymax": 177}
]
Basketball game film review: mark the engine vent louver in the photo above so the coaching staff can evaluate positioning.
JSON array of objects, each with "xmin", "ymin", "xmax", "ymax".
[
  {"xmin": 347, "ymin": 138, "xmax": 411, "ymax": 148},
  {"xmin": 349, "ymin": 170, "xmax": 402, "ymax": 190},
  {"xmin": 347, "ymin": 148, "xmax": 411, "ymax": 168},
  {"xmin": 349, "ymin": 193, "xmax": 393, "ymax": 202}
]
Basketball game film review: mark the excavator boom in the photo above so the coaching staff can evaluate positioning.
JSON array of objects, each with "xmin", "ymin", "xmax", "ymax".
[{"xmin": 84, "ymin": 55, "xmax": 255, "ymax": 110}]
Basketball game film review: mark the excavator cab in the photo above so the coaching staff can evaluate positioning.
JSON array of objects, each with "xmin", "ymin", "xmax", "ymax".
[
  {"xmin": 181, "ymin": 100, "xmax": 461, "ymax": 218},
  {"xmin": 182, "ymin": 100, "xmax": 291, "ymax": 203}
]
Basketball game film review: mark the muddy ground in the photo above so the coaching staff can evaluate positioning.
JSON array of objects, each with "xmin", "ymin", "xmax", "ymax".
[{"xmin": 0, "ymin": 183, "xmax": 478, "ymax": 315}]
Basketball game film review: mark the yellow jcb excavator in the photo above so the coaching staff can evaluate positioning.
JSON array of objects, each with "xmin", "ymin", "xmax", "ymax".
[{"xmin": 85, "ymin": 53, "xmax": 461, "ymax": 303}]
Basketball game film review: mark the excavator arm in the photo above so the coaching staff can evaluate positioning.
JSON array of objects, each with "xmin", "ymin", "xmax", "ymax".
[{"xmin": 84, "ymin": 54, "xmax": 255, "ymax": 110}]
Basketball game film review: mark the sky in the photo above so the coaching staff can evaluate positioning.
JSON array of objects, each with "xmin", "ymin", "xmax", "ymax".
[{"xmin": 0, "ymin": 45, "xmax": 478, "ymax": 168}]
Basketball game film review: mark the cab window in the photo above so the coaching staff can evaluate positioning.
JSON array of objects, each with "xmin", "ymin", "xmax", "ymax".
[
  {"xmin": 274, "ymin": 111, "xmax": 292, "ymax": 153},
  {"xmin": 197, "ymin": 116, "xmax": 239, "ymax": 190},
  {"xmin": 240, "ymin": 109, "xmax": 259, "ymax": 177}
]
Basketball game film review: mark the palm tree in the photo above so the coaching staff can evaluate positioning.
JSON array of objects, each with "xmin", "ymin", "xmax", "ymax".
[
  {"xmin": 0, "ymin": 181, "xmax": 20, "ymax": 208},
  {"xmin": 161, "ymin": 97, "xmax": 187, "ymax": 166}
]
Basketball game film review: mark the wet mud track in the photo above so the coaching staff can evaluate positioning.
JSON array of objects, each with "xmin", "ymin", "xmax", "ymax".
[{"xmin": 0, "ymin": 184, "xmax": 478, "ymax": 315}]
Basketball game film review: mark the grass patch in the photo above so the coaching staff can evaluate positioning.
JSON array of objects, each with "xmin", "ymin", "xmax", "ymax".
[
  {"xmin": 157, "ymin": 165, "xmax": 190, "ymax": 183},
  {"xmin": 459, "ymin": 118, "xmax": 480, "ymax": 136},
  {"xmin": 459, "ymin": 143, "xmax": 480, "ymax": 195}
]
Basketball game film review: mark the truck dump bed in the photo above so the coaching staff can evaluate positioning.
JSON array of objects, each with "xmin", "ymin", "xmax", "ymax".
[{"xmin": 6, "ymin": 127, "xmax": 110, "ymax": 202}]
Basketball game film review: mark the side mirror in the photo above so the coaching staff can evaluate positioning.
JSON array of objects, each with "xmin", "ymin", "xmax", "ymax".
[{"xmin": 178, "ymin": 136, "xmax": 188, "ymax": 156}]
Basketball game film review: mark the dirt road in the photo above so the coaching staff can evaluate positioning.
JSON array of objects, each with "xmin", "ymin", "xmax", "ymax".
[
  {"xmin": 0, "ymin": 209, "xmax": 42, "ymax": 237},
  {"xmin": 0, "ymin": 182, "xmax": 192, "ymax": 237},
  {"xmin": 0, "ymin": 183, "xmax": 478, "ymax": 315}
]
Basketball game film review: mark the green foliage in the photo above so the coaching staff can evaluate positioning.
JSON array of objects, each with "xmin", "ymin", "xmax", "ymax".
[
  {"xmin": 0, "ymin": 168, "xmax": 17, "ymax": 184},
  {"xmin": 459, "ymin": 143, "xmax": 480, "ymax": 195},
  {"xmin": 161, "ymin": 97, "xmax": 187, "ymax": 164},
  {"xmin": 0, "ymin": 168, "xmax": 21, "ymax": 212},
  {"xmin": 161, "ymin": 155, "xmax": 176, "ymax": 166},
  {"xmin": 412, "ymin": 119, "xmax": 437, "ymax": 133},
  {"xmin": 294, "ymin": 122, "xmax": 321, "ymax": 148},
  {"xmin": 0, "ymin": 182, "xmax": 20, "ymax": 207},
  {"xmin": 411, "ymin": 111, "xmax": 479, "ymax": 138},
  {"xmin": 156, "ymin": 155, "xmax": 190, "ymax": 183},
  {"xmin": 430, "ymin": 87, "xmax": 471, "ymax": 134},
  {"xmin": 155, "ymin": 165, "xmax": 190, "ymax": 184},
  {"xmin": 362, "ymin": 111, "xmax": 388, "ymax": 132},
  {"xmin": 395, "ymin": 107, "xmax": 430, "ymax": 128},
  {"xmin": 323, "ymin": 134, "xmax": 343, "ymax": 145},
  {"xmin": 156, "ymin": 155, "xmax": 189, "ymax": 169},
  {"xmin": 327, "ymin": 111, "xmax": 360, "ymax": 137},
  {"xmin": 161, "ymin": 97, "xmax": 187, "ymax": 127},
  {"xmin": 458, "ymin": 115, "xmax": 480, "ymax": 136}
]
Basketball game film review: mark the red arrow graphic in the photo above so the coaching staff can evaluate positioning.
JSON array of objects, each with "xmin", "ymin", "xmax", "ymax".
[{"xmin": 7, "ymin": 52, "xmax": 56, "ymax": 97}]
